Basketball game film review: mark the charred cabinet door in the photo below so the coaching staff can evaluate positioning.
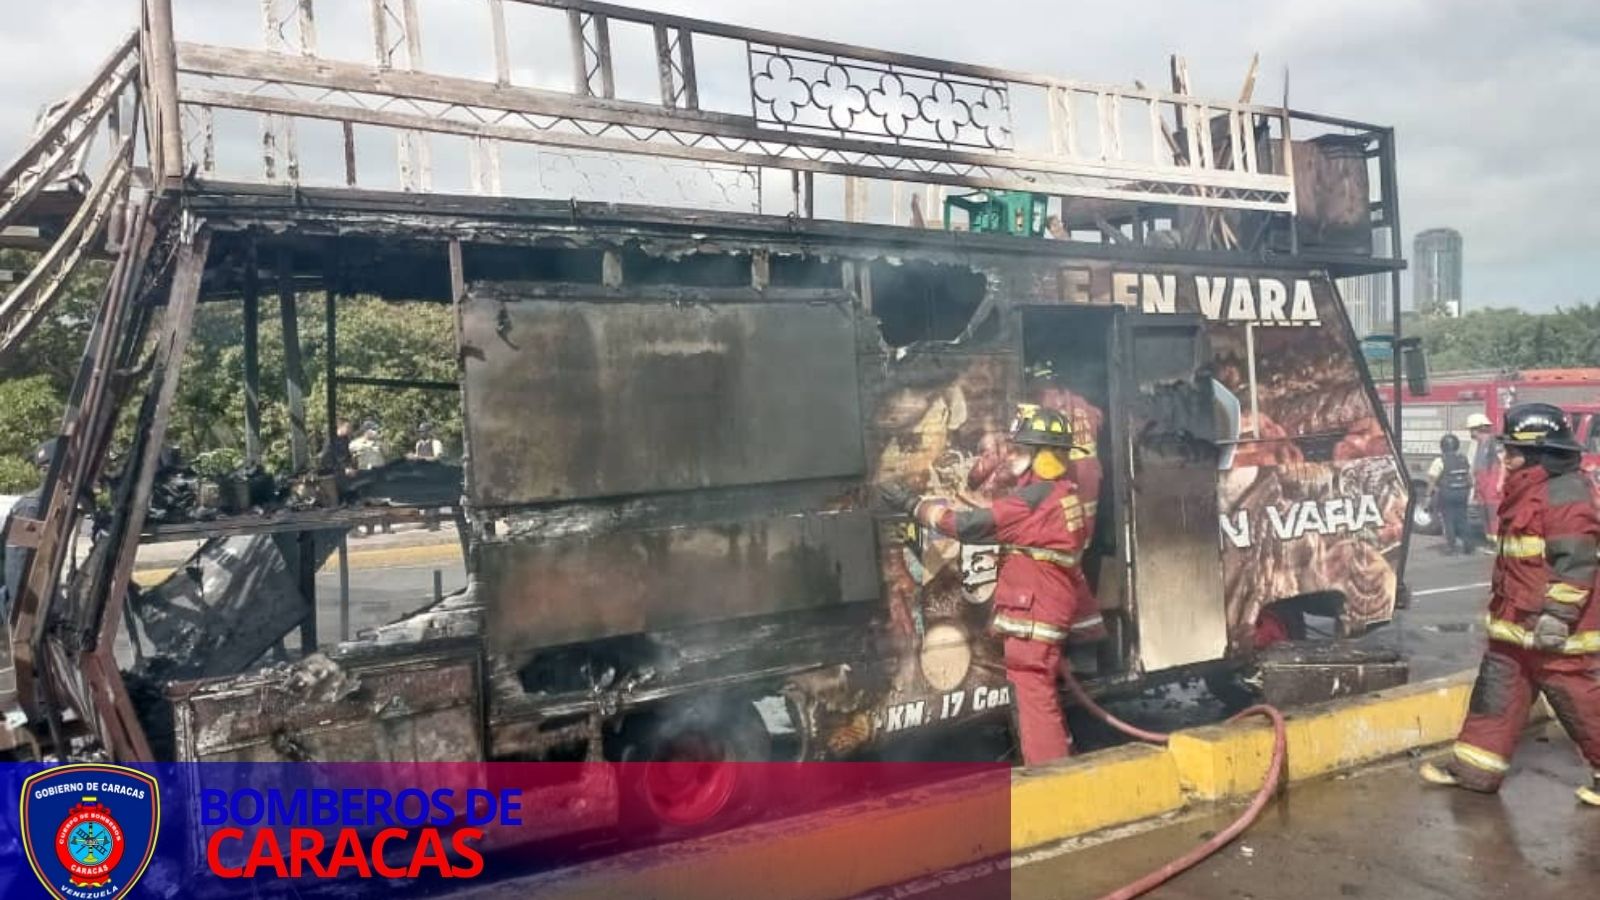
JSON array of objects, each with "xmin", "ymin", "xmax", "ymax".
[{"xmin": 1122, "ymin": 317, "xmax": 1227, "ymax": 672}]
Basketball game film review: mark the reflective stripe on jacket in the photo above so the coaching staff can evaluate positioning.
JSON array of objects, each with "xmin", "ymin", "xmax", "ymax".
[{"xmin": 1487, "ymin": 463, "xmax": 1600, "ymax": 654}]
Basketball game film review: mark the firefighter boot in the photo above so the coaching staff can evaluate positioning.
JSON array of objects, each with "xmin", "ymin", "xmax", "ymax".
[
  {"xmin": 1579, "ymin": 775, "xmax": 1600, "ymax": 807},
  {"xmin": 1419, "ymin": 762, "xmax": 1459, "ymax": 787}
]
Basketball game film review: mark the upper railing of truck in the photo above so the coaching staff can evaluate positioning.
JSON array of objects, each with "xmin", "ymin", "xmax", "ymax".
[
  {"xmin": 3, "ymin": 0, "xmax": 1404, "ymax": 285},
  {"xmin": 114, "ymin": 0, "xmax": 1391, "ymax": 238}
]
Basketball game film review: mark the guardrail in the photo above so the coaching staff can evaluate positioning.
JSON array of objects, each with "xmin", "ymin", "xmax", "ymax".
[{"xmin": 154, "ymin": 0, "xmax": 1302, "ymax": 222}]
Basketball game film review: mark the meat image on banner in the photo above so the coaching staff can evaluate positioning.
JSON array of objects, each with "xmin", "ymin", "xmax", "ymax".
[
  {"xmin": 826, "ymin": 265, "xmax": 1407, "ymax": 755},
  {"xmin": 845, "ymin": 351, "xmax": 1020, "ymax": 753},
  {"xmin": 1206, "ymin": 277, "xmax": 1407, "ymax": 642}
]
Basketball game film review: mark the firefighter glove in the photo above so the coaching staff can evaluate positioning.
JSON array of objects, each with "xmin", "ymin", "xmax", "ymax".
[
  {"xmin": 877, "ymin": 481, "xmax": 921, "ymax": 515},
  {"xmin": 1533, "ymin": 613, "xmax": 1571, "ymax": 651}
]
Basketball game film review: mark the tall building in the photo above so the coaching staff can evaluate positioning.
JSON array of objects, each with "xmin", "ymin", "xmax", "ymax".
[{"xmin": 1413, "ymin": 228, "xmax": 1463, "ymax": 317}]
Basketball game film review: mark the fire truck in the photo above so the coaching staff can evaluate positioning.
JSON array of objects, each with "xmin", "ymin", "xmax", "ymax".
[
  {"xmin": 1379, "ymin": 368, "xmax": 1600, "ymax": 475},
  {"xmin": 1377, "ymin": 369, "xmax": 1600, "ymax": 531},
  {"xmin": 1, "ymin": 0, "xmax": 1411, "ymax": 834}
]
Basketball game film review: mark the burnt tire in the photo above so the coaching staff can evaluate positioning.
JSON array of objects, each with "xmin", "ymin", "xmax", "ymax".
[{"xmin": 616, "ymin": 697, "xmax": 772, "ymax": 840}]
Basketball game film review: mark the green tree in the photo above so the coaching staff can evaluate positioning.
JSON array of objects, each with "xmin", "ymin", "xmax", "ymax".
[
  {"xmin": 0, "ymin": 249, "xmax": 112, "ymax": 491},
  {"xmin": 0, "ymin": 374, "xmax": 64, "ymax": 492},
  {"xmin": 171, "ymin": 294, "xmax": 459, "ymax": 473},
  {"xmin": 1414, "ymin": 303, "xmax": 1600, "ymax": 372}
]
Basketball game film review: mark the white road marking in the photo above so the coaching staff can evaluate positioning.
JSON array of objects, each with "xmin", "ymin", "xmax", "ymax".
[{"xmin": 1411, "ymin": 581, "xmax": 1490, "ymax": 598}]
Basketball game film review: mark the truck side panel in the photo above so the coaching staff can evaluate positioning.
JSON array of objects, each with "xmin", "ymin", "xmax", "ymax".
[{"xmin": 461, "ymin": 293, "xmax": 865, "ymax": 505}]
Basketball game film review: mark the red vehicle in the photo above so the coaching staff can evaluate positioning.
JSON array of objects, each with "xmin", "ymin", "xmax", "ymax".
[{"xmin": 1378, "ymin": 369, "xmax": 1600, "ymax": 531}]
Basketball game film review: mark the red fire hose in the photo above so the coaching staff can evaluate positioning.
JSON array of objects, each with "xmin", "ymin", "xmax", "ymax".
[{"xmin": 1061, "ymin": 673, "xmax": 1289, "ymax": 900}]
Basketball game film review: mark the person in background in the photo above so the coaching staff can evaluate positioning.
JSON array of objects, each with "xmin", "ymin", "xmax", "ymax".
[
  {"xmin": 408, "ymin": 423, "xmax": 443, "ymax": 462},
  {"xmin": 319, "ymin": 419, "xmax": 357, "ymax": 477},
  {"xmin": 349, "ymin": 422, "xmax": 390, "ymax": 535},
  {"xmin": 1420, "ymin": 404, "xmax": 1600, "ymax": 806},
  {"xmin": 1428, "ymin": 433, "xmax": 1479, "ymax": 555},
  {"xmin": 1468, "ymin": 412, "xmax": 1502, "ymax": 552},
  {"xmin": 350, "ymin": 422, "xmax": 385, "ymax": 471}
]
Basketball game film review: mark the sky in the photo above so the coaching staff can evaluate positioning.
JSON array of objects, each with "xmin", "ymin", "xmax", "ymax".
[{"xmin": 2, "ymin": 0, "xmax": 1595, "ymax": 310}]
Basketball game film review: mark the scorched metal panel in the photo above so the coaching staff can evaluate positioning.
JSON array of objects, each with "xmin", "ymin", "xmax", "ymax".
[
  {"xmin": 461, "ymin": 294, "xmax": 864, "ymax": 505},
  {"xmin": 481, "ymin": 510, "xmax": 878, "ymax": 651}
]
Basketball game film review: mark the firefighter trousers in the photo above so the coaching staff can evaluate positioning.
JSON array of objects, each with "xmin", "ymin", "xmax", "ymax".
[
  {"xmin": 1005, "ymin": 636, "xmax": 1072, "ymax": 766},
  {"xmin": 1451, "ymin": 645, "xmax": 1600, "ymax": 791}
]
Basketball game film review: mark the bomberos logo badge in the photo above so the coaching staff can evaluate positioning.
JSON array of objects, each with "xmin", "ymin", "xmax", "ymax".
[{"xmin": 21, "ymin": 764, "xmax": 161, "ymax": 900}]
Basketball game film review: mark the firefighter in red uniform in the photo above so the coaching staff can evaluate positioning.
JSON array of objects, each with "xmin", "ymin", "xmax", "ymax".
[
  {"xmin": 964, "ymin": 366, "xmax": 1107, "ymax": 644},
  {"xmin": 1035, "ymin": 378, "xmax": 1107, "ymax": 643},
  {"xmin": 1420, "ymin": 403, "xmax": 1600, "ymax": 806},
  {"xmin": 880, "ymin": 405, "xmax": 1091, "ymax": 766}
]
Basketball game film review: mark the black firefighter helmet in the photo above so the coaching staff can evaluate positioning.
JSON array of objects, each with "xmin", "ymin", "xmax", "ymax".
[
  {"xmin": 1501, "ymin": 402, "xmax": 1582, "ymax": 452},
  {"xmin": 1009, "ymin": 404, "xmax": 1074, "ymax": 449}
]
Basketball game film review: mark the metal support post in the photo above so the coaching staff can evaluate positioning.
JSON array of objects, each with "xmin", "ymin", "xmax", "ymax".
[
  {"xmin": 277, "ymin": 248, "xmax": 316, "ymax": 652},
  {"xmin": 242, "ymin": 244, "xmax": 262, "ymax": 465},
  {"xmin": 338, "ymin": 537, "xmax": 351, "ymax": 642}
]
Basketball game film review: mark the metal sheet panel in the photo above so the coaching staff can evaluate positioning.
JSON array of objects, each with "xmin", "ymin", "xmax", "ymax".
[
  {"xmin": 170, "ymin": 650, "xmax": 482, "ymax": 763},
  {"xmin": 482, "ymin": 510, "xmax": 879, "ymax": 651},
  {"xmin": 1125, "ymin": 320, "xmax": 1229, "ymax": 672},
  {"xmin": 461, "ymin": 294, "xmax": 864, "ymax": 505}
]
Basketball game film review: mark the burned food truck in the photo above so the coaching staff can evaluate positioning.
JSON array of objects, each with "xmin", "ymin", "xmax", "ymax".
[{"xmin": 1, "ymin": 0, "xmax": 1409, "ymax": 822}]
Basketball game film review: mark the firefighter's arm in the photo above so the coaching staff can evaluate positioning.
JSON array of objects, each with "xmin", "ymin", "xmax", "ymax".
[
  {"xmin": 1539, "ymin": 504, "xmax": 1599, "ymax": 626},
  {"xmin": 917, "ymin": 481, "xmax": 1056, "ymax": 544}
]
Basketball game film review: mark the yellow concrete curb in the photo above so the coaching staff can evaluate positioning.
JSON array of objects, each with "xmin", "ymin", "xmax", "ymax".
[
  {"xmin": 464, "ymin": 670, "xmax": 1501, "ymax": 900},
  {"xmin": 1168, "ymin": 671, "xmax": 1475, "ymax": 800},
  {"xmin": 131, "ymin": 540, "xmax": 461, "ymax": 586},
  {"xmin": 1011, "ymin": 743, "xmax": 1184, "ymax": 850}
]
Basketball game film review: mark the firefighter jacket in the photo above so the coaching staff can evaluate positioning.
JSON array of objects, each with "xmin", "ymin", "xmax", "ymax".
[
  {"xmin": 925, "ymin": 473, "xmax": 1091, "ymax": 635},
  {"xmin": 1486, "ymin": 462, "xmax": 1600, "ymax": 654}
]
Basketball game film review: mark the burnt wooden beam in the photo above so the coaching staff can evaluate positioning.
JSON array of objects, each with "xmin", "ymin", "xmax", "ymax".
[
  {"xmin": 324, "ymin": 260, "xmax": 338, "ymax": 451},
  {"xmin": 274, "ymin": 247, "xmax": 317, "ymax": 654},
  {"xmin": 242, "ymin": 242, "xmax": 262, "ymax": 465},
  {"xmin": 141, "ymin": 505, "xmax": 454, "ymax": 542},
  {"xmin": 144, "ymin": 0, "xmax": 185, "ymax": 183},
  {"xmin": 79, "ymin": 227, "xmax": 212, "ymax": 760},
  {"xmin": 277, "ymin": 249, "xmax": 310, "ymax": 471}
]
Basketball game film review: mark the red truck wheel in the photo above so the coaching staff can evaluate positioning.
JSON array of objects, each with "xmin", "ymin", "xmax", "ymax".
[{"xmin": 620, "ymin": 699, "xmax": 772, "ymax": 835}]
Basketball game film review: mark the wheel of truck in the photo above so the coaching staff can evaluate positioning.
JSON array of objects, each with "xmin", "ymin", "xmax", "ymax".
[{"xmin": 618, "ymin": 698, "xmax": 772, "ymax": 837}]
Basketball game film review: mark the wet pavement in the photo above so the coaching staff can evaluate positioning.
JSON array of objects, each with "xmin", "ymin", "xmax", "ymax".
[
  {"xmin": 886, "ymin": 723, "xmax": 1600, "ymax": 900},
  {"xmin": 855, "ymin": 542, "xmax": 1600, "ymax": 900},
  {"xmin": 1360, "ymin": 541, "xmax": 1494, "ymax": 681}
]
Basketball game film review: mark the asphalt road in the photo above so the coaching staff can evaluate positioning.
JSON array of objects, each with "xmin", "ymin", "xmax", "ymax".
[
  {"xmin": 860, "ymin": 539, "xmax": 1565, "ymax": 900},
  {"xmin": 310, "ymin": 556, "xmax": 468, "ymax": 644},
  {"xmin": 1361, "ymin": 538, "xmax": 1495, "ymax": 681}
]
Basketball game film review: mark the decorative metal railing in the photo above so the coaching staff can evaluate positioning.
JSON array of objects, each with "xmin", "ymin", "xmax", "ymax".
[{"xmin": 152, "ymin": 0, "xmax": 1301, "ymax": 220}]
